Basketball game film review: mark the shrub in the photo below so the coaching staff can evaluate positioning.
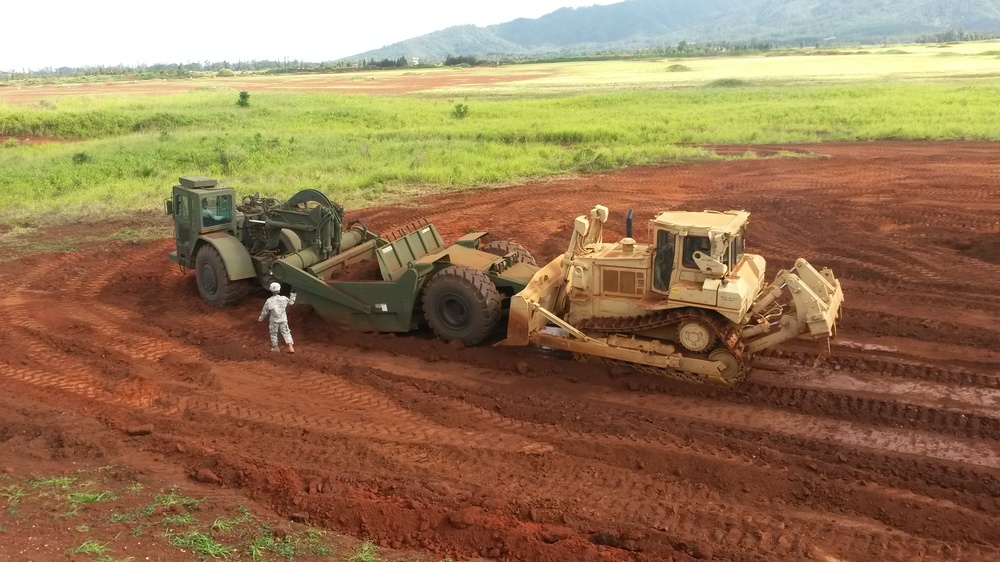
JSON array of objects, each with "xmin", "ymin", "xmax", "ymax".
[
  {"xmin": 452, "ymin": 103, "xmax": 469, "ymax": 119},
  {"xmin": 705, "ymin": 78, "xmax": 755, "ymax": 88},
  {"xmin": 237, "ymin": 91, "xmax": 251, "ymax": 107}
]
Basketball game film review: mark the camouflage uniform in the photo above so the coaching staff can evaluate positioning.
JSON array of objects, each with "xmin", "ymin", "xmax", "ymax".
[{"xmin": 258, "ymin": 293, "xmax": 296, "ymax": 349}]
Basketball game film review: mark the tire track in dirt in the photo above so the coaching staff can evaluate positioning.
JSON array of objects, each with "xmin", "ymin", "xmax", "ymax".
[
  {"xmin": 753, "ymin": 362, "xmax": 1000, "ymax": 417},
  {"xmin": 760, "ymin": 347, "xmax": 1000, "ymax": 388},
  {"xmin": 0, "ymin": 254, "xmax": 119, "ymax": 400},
  {"xmin": 179, "ymin": 373, "xmax": 1000, "ymax": 560},
  {"xmin": 281, "ymin": 339, "xmax": 1000, "ymax": 498}
]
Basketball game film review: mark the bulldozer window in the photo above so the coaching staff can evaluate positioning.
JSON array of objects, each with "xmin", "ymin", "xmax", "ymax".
[
  {"xmin": 682, "ymin": 236, "xmax": 711, "ymax": 269},
  {"xmin": 653, "ymin": 230, "xmax": 675, "ymax": 291},
  {"xmin": 731, "ymin": 232, "xmax": 745, "ymax": 267}
]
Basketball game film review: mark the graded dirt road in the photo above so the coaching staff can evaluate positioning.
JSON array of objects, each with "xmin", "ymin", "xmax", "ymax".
[{"xmin": 2, "ymin": 141, "xmax": 1000, "ymax": 561}]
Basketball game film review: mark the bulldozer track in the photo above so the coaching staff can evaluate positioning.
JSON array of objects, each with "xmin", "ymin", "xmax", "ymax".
[{"xmin": 575, "ymin": 307, "xmax": 750, "ymax": 385}]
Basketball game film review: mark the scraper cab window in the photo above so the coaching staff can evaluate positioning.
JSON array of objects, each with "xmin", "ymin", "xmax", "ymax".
[{"xmin": 202, "ymin": 195, "xmax": 233, "ymax": 226}]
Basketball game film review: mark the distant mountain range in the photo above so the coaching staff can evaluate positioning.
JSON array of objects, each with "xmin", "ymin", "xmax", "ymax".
[{"xmin": 343, "ymin": 0, "xmax": 1000, "ymax": 62}]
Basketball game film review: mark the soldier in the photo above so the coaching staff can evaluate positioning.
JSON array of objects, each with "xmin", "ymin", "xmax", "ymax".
[{"xmin": 258, "ymin": 282, "xmax": 297, "ymax": 353}]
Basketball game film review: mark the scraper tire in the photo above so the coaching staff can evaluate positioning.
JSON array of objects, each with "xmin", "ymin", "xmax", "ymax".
[
  {"xmin": 482, "ymin": 240, "xmax": 537, "ymax": 266},
  {"xmin": 423, "ymin": 265, "xmax": 502, "ymax": 346},
  {"xmin": 195, "ymin": 245, "xmax": 249, "ymax": 307}
]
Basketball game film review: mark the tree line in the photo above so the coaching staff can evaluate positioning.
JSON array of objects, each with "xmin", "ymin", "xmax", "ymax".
[{"xmin": 3, "ymin": 31, "xmax": 997, "ymax": 81}]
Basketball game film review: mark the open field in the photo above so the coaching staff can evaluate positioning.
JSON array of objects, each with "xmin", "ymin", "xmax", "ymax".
[
  {"xmin": 3, "ymin": 40, "xmax": 1000, "ymax": 99},
  {"xmin": 3, "ymin": 142, "xmax": 1000, "ymax": 560},
  {"xmin": 2, "ymin": 42, "xmax": 1000, "ymax": 223}
]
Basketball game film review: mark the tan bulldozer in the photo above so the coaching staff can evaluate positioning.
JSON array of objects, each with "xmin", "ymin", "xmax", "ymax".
[{"xmin": 504, "ymin": 205, "xmax": 843, "ymax": 385}]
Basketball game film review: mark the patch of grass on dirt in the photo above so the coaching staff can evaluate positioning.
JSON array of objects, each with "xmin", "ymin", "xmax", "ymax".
[
  {"xmin": 68, "ymin": 490, "xmax": 118, "ymax": 504},
  {"xmin": 151, "ymin": 487, "xmax": 204, "ymax": 510},
  {"xmin": 69, "ymin": 538, "xmax": 109, "ymax": 555},
  {"xmin": 0, "ymin": 216, "xmax": 168, "ymax": 260},
  {"xmin": 0, "ymin": 466, "xmax": 365, "ymax": 562},
  {"xmin": 1, "ymin": 484, "xmax": 28, "ymax": 511},
  {"xmin": 31, "ymin": 240, "xmax": 80, "ymax": 253},
  {"xmin": 212, "ymin": 507, "xmax": 252, "ymax": 532},
  {"xmin": 168, "ymin": 530, "xmax": 233, "ymax": 558},
  {"xmin": 110, "ymin": 225, "xmax": 171, "ymax": 244},
  {"xmin": 247, "ymin": 526, "xmax": 339, "ymax": 560},
  {"xmin": 347, "ymin": 540, "xmax": 381, "ymax": 562},
  {"xmin": 29, "ymin": 475, "xmax": 77, "ymax": 490}
]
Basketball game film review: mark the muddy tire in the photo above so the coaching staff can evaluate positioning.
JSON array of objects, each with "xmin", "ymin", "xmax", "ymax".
[
  {"xmin": 195, "ymin": 245, "xmax": 249, "ymax": 307},
  {"xmin": 482, "ymin": 240, "xmax": 537, "ymax": 266},
  {"xmin": 422, "ymin": 265, "xmax": 502, "ymax": 346}
]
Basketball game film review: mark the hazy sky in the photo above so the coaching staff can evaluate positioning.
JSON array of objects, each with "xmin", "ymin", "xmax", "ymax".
[{"xmin": 2, "ymin": 1, "xmax": 622, "ymax": 70}]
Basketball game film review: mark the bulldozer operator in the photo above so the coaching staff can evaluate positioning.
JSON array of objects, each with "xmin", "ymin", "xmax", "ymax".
[{"xmin": 258, "ymin": 282, "xmax": 297, "ymax": 353}]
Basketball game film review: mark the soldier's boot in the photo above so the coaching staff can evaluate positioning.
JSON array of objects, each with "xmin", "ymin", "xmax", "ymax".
[
  {"xmin": 271, "ymin": 346, "xmax": 280, "ymax": 353},
  {"xmin": 288, "ymin": 344, "xmax": 295, "ymax": 354}
]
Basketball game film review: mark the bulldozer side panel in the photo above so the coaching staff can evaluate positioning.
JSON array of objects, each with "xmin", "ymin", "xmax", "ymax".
[
  {"xmin": 198, "ymin": 232, "xmax": 257, "ymax": 281},
  {"xmin": 669, "ymin": 278, "xmax": 718, "ymax": 307},
  {"xmin": 716, "ymin": 254, "xmax": 766, "ymax": 319}
]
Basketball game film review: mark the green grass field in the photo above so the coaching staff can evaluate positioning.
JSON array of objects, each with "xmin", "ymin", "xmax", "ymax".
[{"xmin": 1, "ymin": 41, "xmax": 999, "ymax": 224}]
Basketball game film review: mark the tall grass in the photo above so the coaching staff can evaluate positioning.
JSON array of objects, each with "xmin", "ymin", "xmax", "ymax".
[{"xmin": 1, "ymin": 82, "xmax": 998, "ymax": 222}]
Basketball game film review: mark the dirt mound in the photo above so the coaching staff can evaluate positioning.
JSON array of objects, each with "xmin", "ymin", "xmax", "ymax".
[{"xmin": 949, "ymin": 232, "xmax": 1000, "ymax": 264}]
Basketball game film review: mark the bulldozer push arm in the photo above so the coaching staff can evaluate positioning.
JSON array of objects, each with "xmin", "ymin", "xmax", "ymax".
[{"xmin": 740, "ymin": 259, "xmax": 843, "ymax": 353}]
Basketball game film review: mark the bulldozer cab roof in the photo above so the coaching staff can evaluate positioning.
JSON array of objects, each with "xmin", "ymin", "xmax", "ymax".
[{"xmin": 651, "ymin": 210, "xmax": 749, "ymax": 236}]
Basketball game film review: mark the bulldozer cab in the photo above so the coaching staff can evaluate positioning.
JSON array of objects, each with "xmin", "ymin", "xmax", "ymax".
[
  {"xmin": 649, "ymin": 210, "xmax": 749, "ymax": 294},
  {"xmin": 166, "ymin": 176, "xmax": 237, "ymax": 267}
]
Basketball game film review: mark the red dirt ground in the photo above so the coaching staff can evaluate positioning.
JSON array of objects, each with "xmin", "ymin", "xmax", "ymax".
[{"xmin": 3, "ymin": 141, "xmax": 1000, "ymax": 561}]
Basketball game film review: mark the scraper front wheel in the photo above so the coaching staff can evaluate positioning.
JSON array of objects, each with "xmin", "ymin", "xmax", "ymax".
[{"xmin": 422, "ymin": 265, "xmax": 502, "ymax": 346}]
